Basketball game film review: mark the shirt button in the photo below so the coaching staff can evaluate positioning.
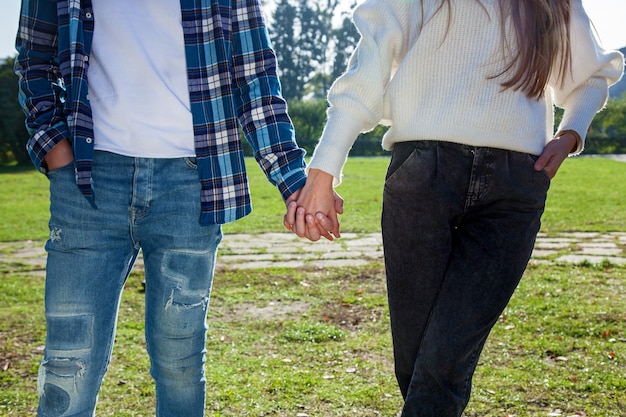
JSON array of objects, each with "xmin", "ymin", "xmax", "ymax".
[
  {"xmin": 83, "ymin": 56, "xmax": 89, "ymax": 62},
  {"xmin": 85, "ymin": 12, "xmax": 93, "ymax": 19},
  {"xmin": 86, "ymin": 138, "xmax": 93, "ymax": 144}
]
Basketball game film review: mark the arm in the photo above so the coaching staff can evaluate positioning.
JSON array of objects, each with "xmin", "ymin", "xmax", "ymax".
[
  {"xmin": 285, "ymin": 0, "xmax": 410, "ymax": 240},
  {"xmin": 230, "ymin": 0, "xmax": 306, "ymax": 200},
  {"xmin": 307, "ymin": 0, "xmax": 412, "ymax": 184},
  {"xmin": 548, "ymin": 0, "xmax": 624, "ymax": 159},
  {"xmin": 15, "ymin": 0, "xmax": 73, "ymax": 172}
]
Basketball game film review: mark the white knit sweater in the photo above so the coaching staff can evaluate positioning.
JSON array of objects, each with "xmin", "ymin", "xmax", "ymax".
[{"xmin": 308, "ymin": 0, "xmax": 624, "ymax": 184}]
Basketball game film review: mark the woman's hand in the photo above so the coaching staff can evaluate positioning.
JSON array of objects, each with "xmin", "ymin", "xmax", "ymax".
[{"xmin": 534, "ymin": 131, "xmax": 578, "ymax": 179}]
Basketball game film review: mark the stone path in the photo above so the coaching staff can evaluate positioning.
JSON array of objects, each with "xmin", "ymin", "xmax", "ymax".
[{"xmin": 1, "ymin": 231, "xmax": 625, "ymax": 273}]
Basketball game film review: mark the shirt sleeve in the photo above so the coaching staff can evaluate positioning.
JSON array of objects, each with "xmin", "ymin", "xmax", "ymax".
[
  {"xmin": 15, "ymin": 0, "xmax": 70, "ymax": 173},
  {"xmin": 550, "ymin": 0, "xmax": 624, "ymax": 154},
  {"xmin": 307, "ymin": 0, "xmax": 412, "ymax": 185},
  {"xmin": 230, "ymin": 0, "xmax": 307, "ymax": 200}
]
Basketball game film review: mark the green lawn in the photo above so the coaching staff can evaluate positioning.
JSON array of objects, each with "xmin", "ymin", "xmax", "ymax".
[
  {"xmin": 1, "ymin": 157, "xmax": 625, "ymax": 416},
  {"xmin": 1, "ymin": 156, "xmax": 625, "ymax": 241}
]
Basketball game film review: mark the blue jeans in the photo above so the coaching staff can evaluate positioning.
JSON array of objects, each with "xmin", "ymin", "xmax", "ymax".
[
  {"xmin": 38, "ymin": 151, "xmax": 222, "ymax": 417},
  {"xmin": 381, "ymin": 141, "xmax": 550, "ymax": 417}
]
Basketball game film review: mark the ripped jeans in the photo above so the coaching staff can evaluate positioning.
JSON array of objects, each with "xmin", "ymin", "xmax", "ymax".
[{"xmin": 39, "ymin": 151, "xmax": 222, "ymax": 417}]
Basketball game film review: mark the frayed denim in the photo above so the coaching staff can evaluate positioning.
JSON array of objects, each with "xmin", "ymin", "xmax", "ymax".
[
  {"xmin": 38, "ymin": 151, "xmax": 222, "ymax": 417},
  {"xmin": 381, "ymin": 141, "xmax": 550, "ymax": 417}
]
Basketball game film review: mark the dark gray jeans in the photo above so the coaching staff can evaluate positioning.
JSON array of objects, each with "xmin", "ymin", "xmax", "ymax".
[{"xmin": 381, "ymin": 141, "xmax": 550, "ymax": 417}]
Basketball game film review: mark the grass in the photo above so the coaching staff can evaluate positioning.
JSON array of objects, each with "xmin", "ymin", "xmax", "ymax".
[
  {"xmin": 1, "ymin": 156, "xmax": 625, "ymax": 241},
  {"xmin": 1, "ymin": 262, "xmax": 624, "ymax": 416},
  {"xmin": 0, "ymin": 156, "xmax": 625, "ymax": 416}
]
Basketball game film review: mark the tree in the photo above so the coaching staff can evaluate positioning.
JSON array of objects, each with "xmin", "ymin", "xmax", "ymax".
[
  {"xmin": 0, "ymin": 57, "xmax": 30, "ymax": 166},
  {"xmin": 270, "ymin": 0, "xmax": 301, "ymax": 100},
  {"xmin": 297, "ymin": 0, "xmax": 337, "ymax": 97},
  {"xmin": 271, "ymin": 0, "xmax": 342, "ymax": 100},
  {"xmin": 287, "ymin": 99, "xmax": 327, "ymax": 153},
  {"xmin": 585, "ymin": 94, "xmax": 626, "ymax": 154},
  {"xmin": 331, "ymin": 6, "xmax": 359, "ymax": 81}
]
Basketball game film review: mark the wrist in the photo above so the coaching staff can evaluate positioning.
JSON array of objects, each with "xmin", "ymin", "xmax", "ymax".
[
  {"xmin": 555, "ymin": 130, "xmax": 581, "ymax": 154},
  {"xmin": 307, "ymin": 168, "xmax": 335, "ymax": 187}
]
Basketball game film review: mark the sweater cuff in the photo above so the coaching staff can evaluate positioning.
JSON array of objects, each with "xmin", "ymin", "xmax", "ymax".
[{"xmin": 308, "ymin": 113, "xmax": 366, "ymax": 186}]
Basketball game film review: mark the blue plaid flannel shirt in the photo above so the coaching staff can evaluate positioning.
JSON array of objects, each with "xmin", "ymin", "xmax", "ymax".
[{"xmin": 15, "ymin": 0, "xmax": 307, "ymax": 225}]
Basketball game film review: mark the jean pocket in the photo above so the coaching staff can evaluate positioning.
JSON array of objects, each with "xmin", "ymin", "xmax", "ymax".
[
  {"xmin": 386, "ymin": 142, "xmax": 418, "ymax": 181},
  {"xmin": 526, "ymin": 154, "xmax": 551, "ymax": 184},
  {"xmin": 46, "ymin": 161, "xmax": 75, "ymax": 180},
  {"xmin": 183, "ymin": 157, "xmax": 198, "ymax": 170}
]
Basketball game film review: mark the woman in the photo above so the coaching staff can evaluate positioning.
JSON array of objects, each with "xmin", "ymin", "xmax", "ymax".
[{"xmin": 285, "ymin": 0, "xmax": 623, "ymax": 415}]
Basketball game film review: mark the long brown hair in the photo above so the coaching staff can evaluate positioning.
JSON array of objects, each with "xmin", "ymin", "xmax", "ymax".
[
  {"xmin": 497, "ymin": 0, "xmax": 572, "ymax": 99},
  {"xmin": 435, "ymin": 0, "xmax": 573, "ymax": 99}
]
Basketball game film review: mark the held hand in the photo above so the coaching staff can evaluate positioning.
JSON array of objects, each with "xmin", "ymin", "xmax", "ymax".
[
  {"xmin": 534, "ymin": 132, "xmax": 578, "ymax": 179},
  {"xmin": 297, "ymin": 189, "xmax": 343, "ymax": 241},
  {"xmin": 285, "ymin": 194, "xmax": 342, "ymax": 241},
  {"xmin": 44, "ymin": 139, "xmax": 74, "ymax": 171},
  {"xmin": 283, "ymin": 169, "xmax": 343, "ymax": 242}
]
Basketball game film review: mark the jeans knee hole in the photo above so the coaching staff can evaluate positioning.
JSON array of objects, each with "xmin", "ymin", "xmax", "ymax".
[{"xmin": 164, "ymin": 287, "xmax": 210, "ymax": 311}]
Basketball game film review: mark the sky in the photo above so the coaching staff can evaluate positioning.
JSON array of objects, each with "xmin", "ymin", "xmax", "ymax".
[{"xmin": 1, "ymin": 0, "xmax": 625, "ymax": 59}]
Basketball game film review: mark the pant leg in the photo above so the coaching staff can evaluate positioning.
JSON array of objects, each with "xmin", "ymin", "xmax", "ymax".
[
  {"xmin": 382, "ymin": 142, "xmax": 550, "ymax": 417},
  {"xmin": 38, "ymin": 154, "xmax": 139, "ymax": 417},
  {"xmin": 131, "ymin": 156, "xmax": 222, "ymax": 417},
  {"xmin": 382, "ymin": 141, "xmax": 460, "ymax": 398}
]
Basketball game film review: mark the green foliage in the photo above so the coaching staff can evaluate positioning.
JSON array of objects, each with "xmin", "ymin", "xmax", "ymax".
[
  {"xmin": 289, "ymin": 97, "xmax": 388, "ymax": 157},
  {"xmin": 269, "ymin": 0, "xmax": 301, "ymax": 100},
  {"xmin": 330, "ymin": 6, "xmax": 359, "ymax": 81},
  {"xmin": 287, "ymin": 99, "xmax": 328, "ymax": 154},
  {"xmin": 585, "ymin": 94, "xmax": 626, "ymax": 154},
  {"xmin": 0, "ymin": 57, "xmax": 30, "ymax": 166},
  {"xmin": 270, "ymin": 0, "xmax": 356, "ymax": 100}
]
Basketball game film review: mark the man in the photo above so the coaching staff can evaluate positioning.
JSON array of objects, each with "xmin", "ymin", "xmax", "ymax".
[{"xmin": 15, "ymin": 0, "xmax": 334, "ymax": 415}]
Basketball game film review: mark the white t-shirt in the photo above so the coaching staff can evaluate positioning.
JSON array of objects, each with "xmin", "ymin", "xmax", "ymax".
[{"xmin": 88, "ymin": 0, "xmax": 195, "ymax": 157}]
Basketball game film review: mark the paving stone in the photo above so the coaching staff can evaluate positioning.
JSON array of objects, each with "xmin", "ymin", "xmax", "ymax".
[
  {"xmin": 531, "ymin": 249, "xmax": 559, "ymax": 258},
  {"xmin": 565, "ymin": 232, "xmax": 601, "ymax": 238},
  {"xmin": 320, "ymin": 250, "xmax": 363, "ymax": 260},
  {"xmin": 579, "ymin": 247, "xmax": 623, "ymax": 256},
  {"xmin": 312, "ymin": 259, "xmax": 373, "ymax": 268},
  {"xmin": 2, "ymin": 231, "xmax": 625, "ymax": 270},
  {"xmin": 555, "ymin": 255, "xmax": 626, "ymax": 265},
  {"xmin": 534, "ymin": 242, "xmax": 571, "ymax": 249}
]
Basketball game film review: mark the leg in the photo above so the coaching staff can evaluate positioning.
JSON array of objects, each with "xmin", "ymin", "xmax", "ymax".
[
  {"xmin": 383, "ymin": 143, "xmax": 550, "ymax": 417},
  {"xmin": 400, "ymin": 206, "xmax": 544, "ymax": 416},
  {"xmin": 38, "ymin": 154, "xmax": 139, "ymax": 417},
  {"xmin": 132, "ymin": 157, "xmax": 222, "ymax": 417},
  {"xmin": 382, "ymin": 141, "xmax": 459, "ymax": 398}
]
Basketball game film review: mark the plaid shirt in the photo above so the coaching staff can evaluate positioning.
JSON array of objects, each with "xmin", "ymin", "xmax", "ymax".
[{"xmin": 15, "ymin": 0, "xmax": 306, "ymax": 225}]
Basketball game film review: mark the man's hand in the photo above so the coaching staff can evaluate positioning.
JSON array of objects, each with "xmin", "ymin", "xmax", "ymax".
[{"xmin": 44, "ymin": 139, "xmax": 74, "ymax": 171}]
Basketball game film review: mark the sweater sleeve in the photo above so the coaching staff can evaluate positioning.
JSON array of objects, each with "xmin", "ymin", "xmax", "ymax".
[
  {"xmin": 550, "ymin": 0, "xmax": 624, "ymax": 154},
  {"xmin": 308, "ymin": 0, "xmax": 412, "ymax": 185}
]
